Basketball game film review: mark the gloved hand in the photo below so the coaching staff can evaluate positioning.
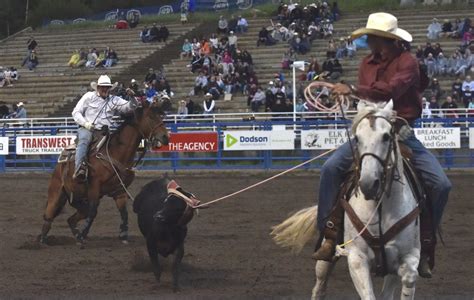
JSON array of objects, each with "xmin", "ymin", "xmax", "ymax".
[
  {"xmin": 84, "ymin": 122, "xmax": 94, "ymax": 131},
  {"xmin": 398, "ymin": 124, "xmax": 413, "ymax": 141}
]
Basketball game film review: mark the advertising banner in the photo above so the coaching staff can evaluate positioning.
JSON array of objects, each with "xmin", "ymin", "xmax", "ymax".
[
  {"xmin": 223, "ymin": 131, "xmax": 295, "ymax": 151},
  {"xmin": 470, "ymin": 128, "xmax": 474, "ymax": 149},
  {"xmin": 153, "ymin": 132, "xmax": 218, "ymax": 152},
  {"xmin": 0, "ymin": 137, "xmax": 8, "ymax": 155},
  {"xmin": 16, "ymin": 136, "xmax": 75, "ymax": 155},
  {"xmin": 414, "ymin": 128, "xmax": 460, "ymax": 149},
  {"xmin": 301, "ymin": 129, "xmax": 349, "ymax": 150}
]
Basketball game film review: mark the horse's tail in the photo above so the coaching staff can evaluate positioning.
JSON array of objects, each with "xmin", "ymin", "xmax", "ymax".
[{"xmin": 270, "ymin": 205, "xmax": 318, "ymax": 254}]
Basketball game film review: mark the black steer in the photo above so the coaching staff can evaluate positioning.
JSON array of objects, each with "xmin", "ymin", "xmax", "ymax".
[{"xmin": 133, "ymin": 177, "xmax": 200, "ymax": 291}]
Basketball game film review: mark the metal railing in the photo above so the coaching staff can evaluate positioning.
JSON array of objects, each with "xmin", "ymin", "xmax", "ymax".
[{"xmin": 1, "ymin": 110, "xmax": 473, "ymax": 172}]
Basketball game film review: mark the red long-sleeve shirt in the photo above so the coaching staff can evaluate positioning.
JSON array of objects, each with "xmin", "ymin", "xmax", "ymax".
[{"xmin": 356, "ymin": 50, "xmax": 424, "ymax": 123}]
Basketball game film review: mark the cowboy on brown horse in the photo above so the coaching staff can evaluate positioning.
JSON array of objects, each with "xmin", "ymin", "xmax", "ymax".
[
  {"xmin": 39, "ymin": 75, "xmax": 169, "ymax": 245},
  {"xmin": 72, "ymin": 75, "xmax": 137, "ymax": 180}
]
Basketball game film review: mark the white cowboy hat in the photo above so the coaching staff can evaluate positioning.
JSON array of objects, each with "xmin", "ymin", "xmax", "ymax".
[
  {"xmin": 97, "ymin": 75, "xmax": 113, "ymax": 86},
  {"xmin": 18, "ymin": 102, "xmax": 24, "ymax": 106},
  {"xmin": 351, "ymin": 12, "xmax": 412, "ymax": 42}
]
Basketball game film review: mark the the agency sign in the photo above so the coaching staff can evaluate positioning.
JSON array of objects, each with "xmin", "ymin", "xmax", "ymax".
[
  {"xmin": 16, "ymin": 136, "xmax": 75, "ymax": 155},
  {"xmin": 414, "ymin": 128, "xmax": 460, "ymax": 149},
  {"xmin": 301, "ymin": 129, "xmax": 349, "ymax": 150},
  {"xmin": 224, "ymin": 131, "xmax": 295, "ymax": 150},
  {"xmin": 153, "ymin": 132, "xmax": 218, "ymax": 152},
  {"xmin": 0, "ymin": 137, "xmax": 8, "ymax": 155}
]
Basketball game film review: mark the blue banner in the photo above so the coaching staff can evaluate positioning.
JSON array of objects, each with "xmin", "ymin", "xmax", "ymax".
[{"xmin": 44, "ymin": 0, "xmax": 268, "ymax": 26}]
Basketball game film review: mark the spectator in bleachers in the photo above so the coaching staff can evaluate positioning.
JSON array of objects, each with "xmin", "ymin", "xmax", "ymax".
[
  {"xmin": 451, "ymin": 18, "xmax": 463, "ymax": 38},
  {"xmin": 85, "ymin": 48, "xmax": 98, "ymax": 68},
  {"xmin": 68, "ymin": 50, "xmax": 80, "ymax": 68},
  {"xmin": 180, "ymin": 39, "xmax": 193, "ymax": 59},
  {"xmin": 441, "ymin": 96, "xmax": 458, "ymax": 118},
  {"xmin": 144, "ymin": 68, "xmax": 156, "ymax": 85},
  {"xmin": 128, "ymin": 11, "xmax": 140, "ymax": 28},
  {"xmin": 95, "ymin": 49, "xmax": 106, "ymax": 68},
  {"xmin": 468, "ymin": 98, "xmax": 474, "ymax": 110},
  {"xmin": 15, "ymin": 102, "xmax": 27, "ymax": 119},
  {"xmin": 217, "ymin": 16, "xmax": 228, "ymax": 34},
  {"xmin": 236, "ymin": 16, "xmax": 249, "ymax": 34},
  {"xmin": 203, "ymin": 93, "xmax": 216, "ymax": 114},
  {"xmin": 415, "ymin": 45, "xmax": 424, "ymax": 61},
  {"xmin": 455, "ymin": 52, "xmax": 470, "ymax": 76},
  {"xmin": 186, "ymin": 98, "xmax": 195, "ymax": 114},
  {"xmin": 221, "ymin": 50, "xmax": 234, "ymax": 75},
  {"xmin": 307, "ymin": 21, "xmax": 320, "ymax": 42},
  {"xmin": 200, "ymin": 38, "xmax": 211, "ymax": 56},
  {"xmin": 209, "ymin": 34, "xmax": 219, "ymax": 54},
  {"xmin": 0, "ymin": 67, "xmax": 13, "ymax": 87},
  {"xmin": 427, "ymin": 95, "xmax": 441, "ymax": 118},
  {"xmin": 462, "ymin": 75, "xmax": 474, "ymax": 90},
  {"xmin": 26, "ymin": 50, "xmax": 38, "ymax": 71},
  {"xmin": 228, "ymin": 31, "xmax": 238, "ymax": 52},
  {"xmin": 281, "ymin": 47, "xmax": 296, "ymax": 70},
  {"xmin": 435, "ymin": 52, "xmax": 448, "ymax": 76},
  {"xmin": 424, "ymin": 53, "xmax": 436, "ymax": 78},
  {"xmin": 335, "ymin": 38, "xmax": 346, "ymax": 59},
  {"xmin": 158, "ymin": 24, "xmax": 169, "ymax": 42},
  {"xmin": 140, "ymin": 26, "xmax": 149, "ymax": 43},
  {"xmin": 115, "ymin": 19, "xmax": 129, "ymax": 30},
  {"xmin": 428, "ymin": 78, "xmax": 443, "ymax": 100},
  {"xmin": 104, "ymin": 49, "xmax": 118, "ymax": 68},
  {"xmin": 330, "ymin": 59, "xmax": 343, "ymax": 81},
  {"xmin": 148, "ymin": 23, "xmax": 160, "ymax": 42},
  {"xmin": 207, "ymin": 76, "xmax": 221, "ymax": 100},
  {"xmin": 228, "ymin": 15, "xmax": 238, "ymax": 33},
  {"xmin": 462, "ymin": 27, "xmax": 474, "ymax": 47},
  {"xmin": 177, "ymin": 100, "xmax": 188, "ymax": 119},
  {"xmin": 459, "ymin": 18, "xmax": 471, "ymax": 40},
  {"xmin": 180, "ymin": 1, "xmax": 188, "ymax": 24},
  {"xmin": 194, "ymin": 71, "xmax": 208, "ymax": 96},
  {"xmin": 76, "ymin": 49, "xmax": 87, "ymax": 68},
  {"xmin": 462, "ymin": 85, "xmax": 473, "ymax": 108},
  {"xmin": 155, "ymin": 78, "xmax": 171, "ymax": 95},
  {"xmin": 289, "ymin": 32, "xmax": 310, "ymax": 55},
  {"xmin": 274, "ymin": 23, "xmax": 290, "ymax": 41},
  {"xmin": 421, "ymin": 97, "xmax": 432, "ymax": 119},
  {"xmin": 326, "ymin": 39, "xmax": 336, "ymax": 58},
  {"xmin": 440, "ymin": 19, "xmax": 453, "ymax": 38},
  {"xmin": 423, "ymin": 42, "xmax": 435, "ymax": 58},
  {"xmin": 452, "ymin": 77, "xmax": 463, "ymax": 102},
  {"xmin": 250, "ymin": 86, "xmax": 266, "ymax": 112},
  {"xmin": 257, "ymin": 26, "xmax": 277, "ymax": 46},
  {"xmin": 322, "ymin": 19, "xmax": 334, "ymax": 38},
  {"xmin": 427, "ymin": 18, "xmax": 442, "ymax": 40},
  {"xmin": 21, "ymin": 36, "xmax": 37, "ymax": 67},
  {"xmin": 346, "ymin": 39, "xmax": 357, "ymax": 59}
]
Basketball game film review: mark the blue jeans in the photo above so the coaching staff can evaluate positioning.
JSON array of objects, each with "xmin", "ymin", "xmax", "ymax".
[
  {"xmin": 317, "ymin": 133, "xmax": 451, "ymax": 231},
  {"xmin": 75, "ymin": 127, "xmax": 93, "ymax": 172}
]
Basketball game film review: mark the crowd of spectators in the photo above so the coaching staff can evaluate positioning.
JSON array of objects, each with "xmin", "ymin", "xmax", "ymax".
[
  {"xmin": 0, "ymin": 102, "xmax": 27, "ymax": 119},
  {"xmin": 68, "ymin": 47, "xmax": 119, "ymax": 69},
  {"xmin": 140, "ymin": 23, "xmax": 169, "ymax": 43},
  {"xmin": 0, "ymin": 67, "xmax": 19, "ymax": 88}
]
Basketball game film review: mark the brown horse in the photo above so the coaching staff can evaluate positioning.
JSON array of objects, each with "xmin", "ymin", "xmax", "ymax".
[{"xmin": 39, "ymin": 100, "xmax": 169, "ymax": 246}]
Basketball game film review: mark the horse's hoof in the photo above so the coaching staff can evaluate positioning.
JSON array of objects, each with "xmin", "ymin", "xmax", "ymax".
[{"xmin": 37, "ymin": 235, "xmax": 48, "ymax": 246}]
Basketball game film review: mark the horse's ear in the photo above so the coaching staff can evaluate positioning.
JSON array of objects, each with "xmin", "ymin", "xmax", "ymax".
[{"xmin": 383, "ymin": 100, "xmax": 394, "ymax": 112}]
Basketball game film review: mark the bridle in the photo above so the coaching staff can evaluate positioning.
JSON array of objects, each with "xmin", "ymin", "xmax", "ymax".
[
  {"xmin": 352, "ymin": 113, "xmax": 399, "ymax": 202},
  {"xmin": 132, "ymin": 103, "xmax": 167, "ymax": 148}
]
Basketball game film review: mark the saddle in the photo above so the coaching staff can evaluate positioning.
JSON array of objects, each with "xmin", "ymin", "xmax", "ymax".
[{"xmin": 57, "ymin": 131, "xmax": 109, "ymax": 164}]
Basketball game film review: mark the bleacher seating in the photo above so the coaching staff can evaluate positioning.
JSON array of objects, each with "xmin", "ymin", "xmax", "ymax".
[
  {"xmin": 1, "ymin": 8, "xmax": 474, "ymax": 118},
  {"xmin": 0, "ymin": 23, "xmax": 197, "ymax": 117}
]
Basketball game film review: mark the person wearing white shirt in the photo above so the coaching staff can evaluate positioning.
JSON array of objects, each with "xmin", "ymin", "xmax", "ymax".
[
  {"xmin": 228, "ymin": 31, "xmax": 238, "ymax": 52},
  {"xmin": 203, "ymin": 93, "xmax": 215, "ymax": 114},
  {"xmin": 72, "ymin": 75, "xmax": 137, "ymax": 180}
]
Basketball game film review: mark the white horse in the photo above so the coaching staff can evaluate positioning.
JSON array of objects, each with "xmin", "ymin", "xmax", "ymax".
[{"xmin": 272, "ymin": 100, "xmax": 421, "ymax": 300}]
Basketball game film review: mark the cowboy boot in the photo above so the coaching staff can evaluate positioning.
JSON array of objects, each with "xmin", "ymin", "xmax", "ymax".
[
  {"xmin": 312, "ymin": 201, "xmax": 344, "ymax": 261},
  {"xmin": 73, "ymin": 162, "xmax": 87, "ymax": 181},
  {"xmin": 418, "ymin": 210, "xmax": 436, "ymax": 278}
]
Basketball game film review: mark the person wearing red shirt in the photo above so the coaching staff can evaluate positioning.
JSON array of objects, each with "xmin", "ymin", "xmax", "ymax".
[{"xmin": 312, "ymin": 12, "xmax": 451, "ymax": 279}]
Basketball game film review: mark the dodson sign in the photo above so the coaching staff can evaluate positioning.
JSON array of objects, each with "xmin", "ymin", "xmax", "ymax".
[
  {"xmin": 16, "ymin": 136, "xmax": 74, "ymax": 155},
  {"xmin": 153, "ymin": 132, "xmax": 218, "ymax": 152}
]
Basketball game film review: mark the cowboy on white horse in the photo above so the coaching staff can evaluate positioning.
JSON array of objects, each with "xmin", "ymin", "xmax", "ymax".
[
  {"xmin": 72, "ymin": 75, "xmax": 137, "ymax": 180},
  {"xmin": 312, "ymin": 13, "xmax": 451, "ymax": 278}
]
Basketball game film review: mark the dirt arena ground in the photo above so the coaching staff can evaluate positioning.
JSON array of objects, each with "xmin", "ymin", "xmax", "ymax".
[{"xmin": 0, "ymin": 171, "xmax": 473, "ymax": 299}]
